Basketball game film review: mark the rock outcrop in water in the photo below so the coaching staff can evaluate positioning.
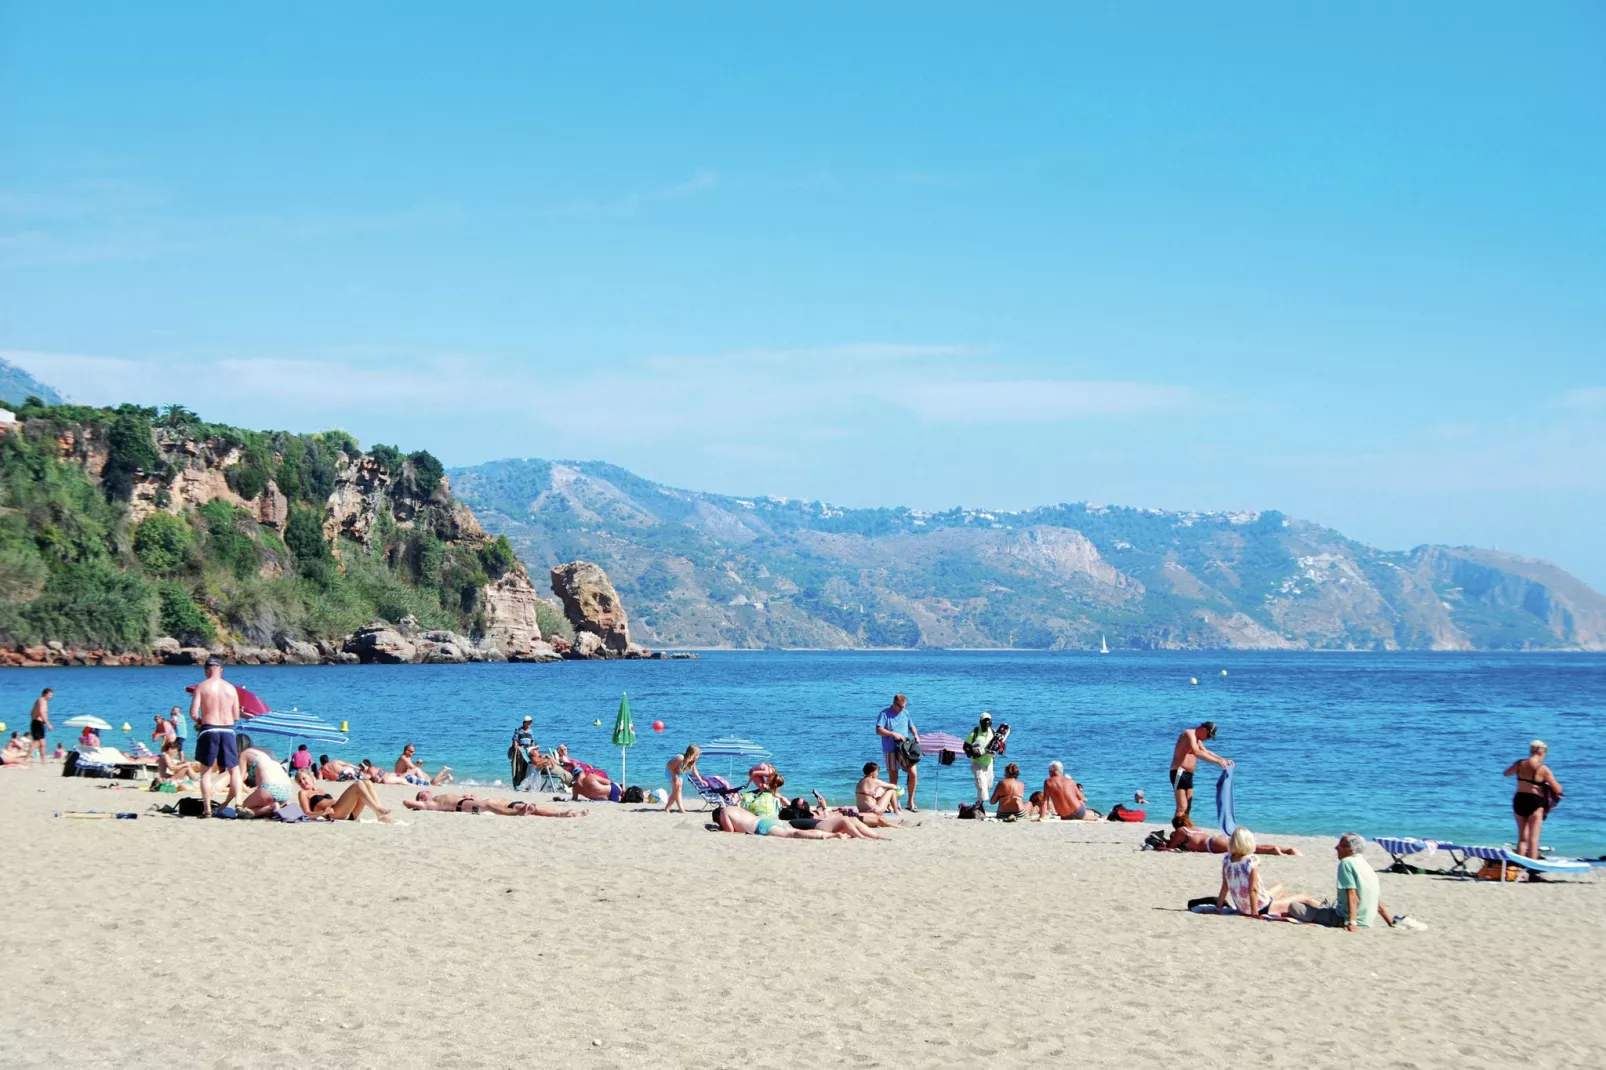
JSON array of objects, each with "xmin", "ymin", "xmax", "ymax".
[{"xmin": 550, "ymin": 560, "xmax": 652, "ymax": 658}]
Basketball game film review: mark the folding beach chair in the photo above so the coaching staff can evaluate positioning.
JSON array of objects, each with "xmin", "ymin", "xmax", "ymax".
[
  {"xmin": 1436, "ymin": 842, "xmax": 1508, "ymax": 878},
  {"xmin": 537, "ymin": 750, "xmax": 571, "ymax": 793},
  {"xmin": 1373, "ymin": 837, "xmax": 1439, "ymax": 874},
  {"xmin": 688, "ymin": 769, "xmax": 742, "ymax": 810}
]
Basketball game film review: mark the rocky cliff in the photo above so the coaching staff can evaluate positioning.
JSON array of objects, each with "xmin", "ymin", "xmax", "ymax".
[
  {"xmin": 449, "ymin": 457, "xmax": 1606, "ymax": 651},
  {"xmin": 0, "ymin": 401, "xmax": 601, "ymax": 664}
]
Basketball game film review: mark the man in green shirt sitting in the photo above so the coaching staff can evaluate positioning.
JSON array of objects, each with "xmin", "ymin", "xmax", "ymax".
[
  {"xmin": 965, "ymin": 713, "xmax": 995, "ymax": 812},
  {"xmin": 1289, "ymin": 833, "xmax": 1400, "ymax": 931}
]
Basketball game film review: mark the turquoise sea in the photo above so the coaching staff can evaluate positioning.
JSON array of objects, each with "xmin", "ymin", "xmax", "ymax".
[{"xmin": 7, "ymin": 651, "xmax": 1604, "ymax": 855}]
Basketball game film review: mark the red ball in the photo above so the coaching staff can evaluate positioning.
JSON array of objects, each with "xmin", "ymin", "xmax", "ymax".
[{"xmin": 652, "ymin": 720, "xmax": 665, "ymax": 732}]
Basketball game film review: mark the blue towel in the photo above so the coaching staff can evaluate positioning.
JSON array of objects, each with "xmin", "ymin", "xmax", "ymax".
[{"xmin": 1216, "ymin": 764, "xmax": 1237, "ymax": 836}]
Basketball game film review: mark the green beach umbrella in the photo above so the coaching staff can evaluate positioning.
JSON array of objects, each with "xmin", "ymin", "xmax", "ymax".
[{"xmin": 611, "ymin": 691, "xmax": 636, "ymax": 788}]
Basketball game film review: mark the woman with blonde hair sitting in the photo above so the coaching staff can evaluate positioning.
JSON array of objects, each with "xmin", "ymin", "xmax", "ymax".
[{"xmin": 1215, "ymin": 827, "xmax": 1321, "ymax": 918}]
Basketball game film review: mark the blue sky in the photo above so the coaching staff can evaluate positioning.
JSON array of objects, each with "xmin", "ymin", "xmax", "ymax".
[{"xmin": 3, "ymin": 3, "xmax": 1604, "ymax": 585}]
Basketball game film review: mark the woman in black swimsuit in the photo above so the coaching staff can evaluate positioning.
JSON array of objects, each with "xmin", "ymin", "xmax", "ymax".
[{"xmin": 1504, "ymin": 740, "xmax": 1562, "ymax": 860}]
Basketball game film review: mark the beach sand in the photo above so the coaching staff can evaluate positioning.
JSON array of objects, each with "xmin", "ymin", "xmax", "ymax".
[{"xmin": 0, "ymin": 770, "xmax": 1601, "ymax": 1069}]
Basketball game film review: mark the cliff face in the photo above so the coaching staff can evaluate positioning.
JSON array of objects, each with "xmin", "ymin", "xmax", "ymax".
[
  {"xmin": 0, "ymin": 402, "xmax": 557, "ymax": 660},
  {"xmin": 450, "ymin": 457, "xmax": 1606, "ymax": 651}
]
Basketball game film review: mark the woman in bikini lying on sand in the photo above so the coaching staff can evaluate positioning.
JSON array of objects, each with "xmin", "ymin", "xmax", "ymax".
[
  {"xmin": 787, "ymin": 790, "xmax": 901, "ymax": 829},
  {"xmin": 710, "ymin": 805, "xmax": 887, "ymax": 840},
  {"xmin": 405, "ymin": 789, "xmax": 587, "ymax": 818},
  {"xmin": 1165, "ymin": 815, "xmax": 1300, "ymax": 855},
  {"xmin": 290, "ymin": 770, "xmax": 398, "ymax": 823}
]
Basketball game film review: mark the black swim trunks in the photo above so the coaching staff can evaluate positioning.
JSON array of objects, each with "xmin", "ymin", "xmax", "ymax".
[
  {"xmin": 194, "ymin": 726, "xmax": 239, "ymax": 771},
  {"xmin": 1512, "ymin": 793, "xmax": 1544, "ymax": 818},
  {"xmin": 1169, "ymin": 768, "xmax": 1194, "ymax": 792},
  {"xmin": 30, "ymin": 720, "xmax": 47, "ymax": 741}
]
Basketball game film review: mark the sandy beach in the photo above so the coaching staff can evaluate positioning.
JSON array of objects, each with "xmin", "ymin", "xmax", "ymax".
[{"xmin": 1, "ymin": 769, "xmax": 1601, "ymax": 1070}]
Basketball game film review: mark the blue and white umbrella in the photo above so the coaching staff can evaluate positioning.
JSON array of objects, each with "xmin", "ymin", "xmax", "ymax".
[
  {"xmin": 698, "ymin": 735, "xmax": 772, "ymax": 780},
  {"xmin": 238, "ymin": 708, "xmax": 348, "ymax": 746}
]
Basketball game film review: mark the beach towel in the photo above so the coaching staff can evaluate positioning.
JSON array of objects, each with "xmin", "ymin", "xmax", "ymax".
[{"xmin": 1216, "ymin": 764, "xmax": 1237, "ymax": 836}]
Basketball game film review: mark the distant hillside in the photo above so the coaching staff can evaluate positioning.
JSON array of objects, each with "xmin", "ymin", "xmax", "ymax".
[
  {"xmin": 448, "ymin": 458, "xmax": 1606, "ymax": 651},
  {"xmin": 0, "ymin": 356, "xmax": 65, "ymax": 406}
]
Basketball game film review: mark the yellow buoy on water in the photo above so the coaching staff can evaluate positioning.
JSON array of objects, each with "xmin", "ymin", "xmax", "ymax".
[
  {"xmin": 121, "ymin": 722, "xmax": 132, "ymax": 732},
  {"xmin": 592, "ymin": 719, "xmax": 603, "ymax": 727},
  {"xmin": 340, "ymin": 721, "xmax": 348, "ymax": 733},
  {"xmin": 0, "ymin": 722, "xmax": 7, "ymax": 732},
  {"xmin": 1221, "ymin": 669, "xmax": 1228, "ymax": 676},
  {"xmin": 1189, "ymin": 677, "xmax": 1198, "ymax": 686}
]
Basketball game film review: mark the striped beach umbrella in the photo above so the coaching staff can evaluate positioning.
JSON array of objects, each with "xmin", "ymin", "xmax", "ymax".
[
  {"xmin": 698, "ymin": 735, "xmax": 773, "ymax": 780},
  {"xmin": 918, "ymin": 732, "xmax": 966, "ymax": 811},
  {"xmin": 611, "ymin": 692, "xmax": 636, "ymax": 788},
  {"xmin": 233, "ymin": 709, "xmax": 348, "ymax": 746}
]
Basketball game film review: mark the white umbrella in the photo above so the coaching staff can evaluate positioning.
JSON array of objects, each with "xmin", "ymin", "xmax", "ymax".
[{"xmin": 63, "ymin": 715, "xmax": 114, "ymax": 731}]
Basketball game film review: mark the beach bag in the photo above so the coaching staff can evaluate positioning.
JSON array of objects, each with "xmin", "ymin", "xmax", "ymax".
[
  {"xmin": 939, "ymin": 749, "xmax": 956, "ymax": 766},
  {"xmin": 1107, "ymin": 804, "xmax": 1146, "ymax": 822},
  {"xmin": 897, "ymin": 738, "xmax": 922, "ymax": 766},
  {"xmin": 1476, "ymin": 860, "xmax": 1523, "ymax": 882},
  {"xmin": 621, "ymin": 786, "xmax": 645, "ymax": 803},
  {"xmin": 177, "ymin": 796, "xmax": 207, "ymax": 818},
  {"xmin": 1143, "ymin": 828, "xmax": 1172, "ymax": 851},
  {"xmin": 957, "ymin": 802, "xmax": 981, "ymax": 820},
  {"xmin": 62, "ymin": 751, "xmax": 81, "ymax": 777}
]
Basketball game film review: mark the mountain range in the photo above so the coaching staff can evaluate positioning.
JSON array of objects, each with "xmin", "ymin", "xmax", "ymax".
[
  {"xmin": 447, "ymin": 458, "xmax": 1606, "ymax": 651},
  {"xmin": 0, "ymin": 356, "xmax": 65, "ymax": 407}
]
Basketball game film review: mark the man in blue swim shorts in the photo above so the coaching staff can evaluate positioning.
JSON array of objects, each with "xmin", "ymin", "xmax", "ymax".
[{"xmin": 190, "ymin": 656, "xmax": 245, "ymax": 818}]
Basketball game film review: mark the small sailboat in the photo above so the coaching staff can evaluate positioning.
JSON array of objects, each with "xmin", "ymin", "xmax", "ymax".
[{"xmin": 1100, "ymin": 633, "xmax": 1109, "ymax": 654}]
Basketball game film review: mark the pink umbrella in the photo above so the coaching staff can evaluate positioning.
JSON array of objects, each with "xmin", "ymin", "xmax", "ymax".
[
  {"xmin": 918, "ymin": 732, "xmax": 966, "ymax": 811},
  {"xmin": 184, "ymin": 683, "xmax": 271, "ymax": 718}
]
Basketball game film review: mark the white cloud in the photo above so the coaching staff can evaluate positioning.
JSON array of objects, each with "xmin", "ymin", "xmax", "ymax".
[
  {"xmin": 1555, "ymin": 387, "xmax": 1606, "ymax": 412},
  {"xmin": 894, "ymin": 379, "xmax": 1193, "ymax": 422},
  {"xmin": 550, "ymin": 170, "xmax": 720, "ymax": 217}
]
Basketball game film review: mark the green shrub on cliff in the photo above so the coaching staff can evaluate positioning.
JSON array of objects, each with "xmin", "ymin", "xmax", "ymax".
[
  {"xmin": 101, "ymin": 406, "xmax": 160, "ymax": 502},
  {"xmin": 199, "ymin": 500, "xmax": 261, "ymax": 580},
  {"xmin": 133, "ymin": 512, "xmax": 197, "ymax": 575},
  {"xmin": 22, "ymin": 562, "xmax": 153, "ymax": 649},
  {"xmin": 156, "ymin": 581, "xmax": 215, "ymax": 644}
]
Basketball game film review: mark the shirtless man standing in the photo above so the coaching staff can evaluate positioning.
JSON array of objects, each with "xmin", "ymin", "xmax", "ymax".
[
  {"xmin": 27, "ymin": 688, "xmax": 53, "ymax": 764},
  {"xmin": 190, "ymin": 657, "xmax": 245, "ymax": 817},
  {"xmin": 1169, "ymin": 721, "xmax": 1229, "ymax": 822}
]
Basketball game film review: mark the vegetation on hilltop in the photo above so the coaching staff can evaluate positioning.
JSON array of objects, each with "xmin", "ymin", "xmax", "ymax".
[{"xmin": 0, "ymin": 398, "xmax": 526, "ymax": 651}]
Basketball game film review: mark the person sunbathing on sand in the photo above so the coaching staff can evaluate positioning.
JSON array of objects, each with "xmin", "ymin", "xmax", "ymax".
[
  {"xmin": 319, "ymin": 755, "xmax": 357, "ymax": 781},
  {"xmin": 571, "ymin": 769, "xmax": 617, "ymax": 802},
  {"xmin": 1215, "ymin": 828, "xmax": 1322, "ymax": 918},
  {"xmin": 395, "ymin": 743, "xmax": 452, "ymax": 785},
  {"xmin": 406, "ymin": 790, "xmax": 587, "ymax": 818},
  {"xmin": 1165, "ymin": 816, "xmax": 1300, "ymax": 855},
  {"xmin": 291, "ymin": 770, "xmax": 396, "ymax": 823},
  {"xmin": 793, "ymin": 790, "xmax": 900, "ymax": 829},
  {"xmin": 711, "ymin": 805, "xmax": 886, "ymax": 840},
  {"xmin": 154, "ymin": 739, "xmax": 201, "ymax": 787},
  {"xmin": 1037, "ymin": 761, "xmax": 1100, "ymax": 820},
  {"xmin": 359, "ymin": 759, "xmax": 408, "ymax": 785},
  {"xmin": 856, "ymin": 761, "xmax": 902, "ymax": 814}
]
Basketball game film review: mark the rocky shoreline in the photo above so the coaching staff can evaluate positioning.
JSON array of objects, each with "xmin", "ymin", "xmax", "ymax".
[{"xmin": 0, "ymin": 559, "xmax": 695, "ymax": 668}]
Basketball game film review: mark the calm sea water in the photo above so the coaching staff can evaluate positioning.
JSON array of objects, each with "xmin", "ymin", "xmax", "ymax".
[{"xmin": 7, "ymin": 651, "xmax": 1603, "ymax": 854}]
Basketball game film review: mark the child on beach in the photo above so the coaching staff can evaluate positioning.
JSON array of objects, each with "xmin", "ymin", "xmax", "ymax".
[{"xmin": 664, "ymin": 744, "xmax": 700, "ymax": 812}]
